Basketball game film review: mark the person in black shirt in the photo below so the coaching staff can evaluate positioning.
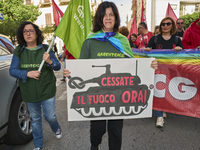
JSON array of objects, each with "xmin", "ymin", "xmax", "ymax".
[
  {"xmin": 147, "ymin": 17, "xmax": 183, "ymax": 51},
  {"xmin": 146, "ymin": 17, "xmax": 183, "ymax": 128},
  {"xmin": 175, "ymin": 18, "xmax": 185, "ymax": 39}
]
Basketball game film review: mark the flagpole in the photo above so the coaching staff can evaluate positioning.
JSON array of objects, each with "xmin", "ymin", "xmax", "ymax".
[{"xmin": 38, "ymin": 35, "xmax": 56, "ymax": 72}]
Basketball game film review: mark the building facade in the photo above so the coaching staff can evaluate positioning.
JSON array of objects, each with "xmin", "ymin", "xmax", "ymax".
[
  {"xmin": 24, "ymin": 0, "xmax": 102, "ymax": 54},
  {"xmin": 129, "ymin": 0, "xmax": 200, "ymax": 33}
]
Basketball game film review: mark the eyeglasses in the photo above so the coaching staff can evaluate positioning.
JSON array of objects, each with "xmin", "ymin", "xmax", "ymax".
[
  {"xmin": 177, "ymin": 22, "xmax": 184, "ymax": 25},
  {"xmin": 161, "ymin": 22, "xmax": 172, "ymax": 26},
  {"xmin": 23, "ymin": 29, "xmax": 35, "ymax": 34}
]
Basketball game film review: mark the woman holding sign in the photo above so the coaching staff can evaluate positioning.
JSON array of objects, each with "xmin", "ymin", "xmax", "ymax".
[
  {"xmin": 64, "ymin": 1, "xmax": 158, "ymax": 150},
  {"xmin": 146, "ymin": 17, "xmax": 183, "ymax": 128}
]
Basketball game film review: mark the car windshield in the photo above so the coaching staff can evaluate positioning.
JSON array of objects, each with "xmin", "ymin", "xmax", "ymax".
[
  {"xmin": 0, "ymin": 36, "xmax": 15, "ymax": 54},
  {"xmin": 0, "ymin": 45, "xmax": 11, "ymax": 56}
]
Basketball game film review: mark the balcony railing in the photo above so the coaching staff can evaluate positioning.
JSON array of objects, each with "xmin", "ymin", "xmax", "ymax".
[
  {"xmin": 39, "ymin": 0, "xmax": 51, "ymax": 8},
  {"xmin": 59, "ymin": 0, "xmax": 70, "ymax": 5},
  {"xmin": 90, "ymin": 0, "xmax": 96, "ymax": 7}
]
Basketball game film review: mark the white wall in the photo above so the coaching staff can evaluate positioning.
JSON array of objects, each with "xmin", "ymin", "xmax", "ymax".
[
  {"xmin": 155, "ymin": 0, "xmax": 179, "ymax": 26},
  {"xmin": 146, "ymin": 0, "xmax": 153, "ymax": 31}
]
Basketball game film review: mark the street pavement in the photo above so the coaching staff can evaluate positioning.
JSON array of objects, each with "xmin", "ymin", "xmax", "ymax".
[{"xmin": 1, "ymin": 67, "xmax": 200, "ymax": 150}]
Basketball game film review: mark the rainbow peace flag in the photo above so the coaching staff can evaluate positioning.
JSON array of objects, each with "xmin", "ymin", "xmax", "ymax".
[
  {"xmin": 132, "ymin": 48, "xmax": 200, "ymax": 118},
  {"xmin": 132, "ymin": 49, "xmax": 200, "ymax": 65},
  {"xmin": 87, "ymin": 30, "xmax": 134, "ymax": 58}
]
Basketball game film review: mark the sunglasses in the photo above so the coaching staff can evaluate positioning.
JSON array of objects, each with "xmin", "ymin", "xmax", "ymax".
[
  {"xmin": 177, "ymin": 22, "xmax": 184, "ymax": 25},
  {"xmin": 161, "ymin": 22, "xmax": 172, "ymax": 26}
]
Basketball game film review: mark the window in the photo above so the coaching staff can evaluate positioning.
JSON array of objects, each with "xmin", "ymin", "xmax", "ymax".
[
  {"xmin": 45, "ymin": 13, "xmax": 52, "ymax": 26},
  {"xmin": 44, "ymin": 0, "xmax": 50, "ymax": 3}
]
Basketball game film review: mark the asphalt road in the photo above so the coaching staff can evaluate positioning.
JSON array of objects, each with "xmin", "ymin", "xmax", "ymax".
[{"xmin": 1, "ymin": 68, "xmax": 200, "ymax": 150}]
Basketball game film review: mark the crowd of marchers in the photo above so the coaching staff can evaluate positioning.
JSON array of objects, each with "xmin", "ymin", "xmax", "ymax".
[{"xmin": 119, "ymin": 16, "xmax": 200, "ymax": 128}]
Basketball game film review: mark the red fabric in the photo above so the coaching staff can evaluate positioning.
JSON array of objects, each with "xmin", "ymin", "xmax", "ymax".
[
  {"xmin": 52, "ymin": 1, "xmax": 75, "ymax": 59},
  {"xmin": 165, "ymin": 3, "xmax": 177, "ymax": 23},
  {"xmin": 140, "ymin": 0, "xmax": 148, "ymax": 30},
  {"xmin": 64, "ymin": 45, "xmax": 75, "ymax": 59},
  {"xmin": 135, "ymin": 32, "xmax": 153, "ymax": 49},
  {"xmin": 140, "ymin": 0, "xmax": 146, "ymax": 22},
  {"xmin": 128, "ymin": 15, "xmax": 137, "ymax": 39},
  {"xmin": 182, "ymin": 19, "xmax": 200, "ymax": 49},
  {"xmin": 52, "ymin": 0, "xmax": 64, "ymax": 26},
  {"xmin": 153, "ymin": 63, "xmax": 200, "ymax": 118}
]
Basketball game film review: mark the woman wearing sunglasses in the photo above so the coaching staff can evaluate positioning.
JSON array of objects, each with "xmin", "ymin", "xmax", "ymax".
[
  {"xmin": 146, "ymin": 17, "xmax": 183, "ymax": 128},
  {"xmin": 146, "ymin": 17, "xmax": 183, "ymax": 51}
]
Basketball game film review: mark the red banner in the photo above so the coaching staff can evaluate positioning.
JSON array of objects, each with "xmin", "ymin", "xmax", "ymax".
[
  {"xmin": 153, "ymin": 63, "xmax": 200, "ymax": 118},
  {"xmin": 52, "ymin": 0, "xmax": 64, "ymax": 26},
  {"xmin": 165, "ymin": 3, "xmax": 177, "ymax": 23},
  {"xmin": 128, "ymin": 14, "xmax": 137, "ymax": 39}
]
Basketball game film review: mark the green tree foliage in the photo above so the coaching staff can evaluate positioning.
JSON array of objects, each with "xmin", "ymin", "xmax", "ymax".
[
  {"xmin": 0, "ymin": 0, "xmax": 41, "ymax": 44},
  {"xmin": 180, "ymin": 12, "xmax": 200, "ymax": 29}
]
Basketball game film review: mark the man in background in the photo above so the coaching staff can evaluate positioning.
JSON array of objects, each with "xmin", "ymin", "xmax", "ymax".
[
  {"xmin": 175, "ymin": 18, "xmax": 185, "ymax": 40},
  {"xmin": 135, "ymin": 22, "xmax": 153, "ymax": 49}
]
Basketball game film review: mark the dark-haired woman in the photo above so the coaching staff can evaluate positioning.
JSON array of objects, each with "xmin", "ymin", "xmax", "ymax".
[
  {"xmin": 64, "ymin": 1, "xmax": 158, "ymax": 150},
  {"xmin": 153, "ymin": 25, "xmax": 159, "ymax": 35},
  {"xmin": 9, "ymin": 21, "xmax": 62, "ymax": 150},
  {"xmin": 129, "ymin": 33, "xmax": 137, "ymax": 48},
  {"xmin": 146, "ymin": 17, "xmax": 183, "ymax": 128}
]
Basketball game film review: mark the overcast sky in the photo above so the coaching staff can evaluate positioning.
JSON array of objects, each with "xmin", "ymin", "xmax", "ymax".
[{"xmin": 103, "ymin": 0, "xmax": 132, "ymax": 27}]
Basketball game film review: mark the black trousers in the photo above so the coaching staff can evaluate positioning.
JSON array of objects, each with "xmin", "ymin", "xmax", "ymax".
[{"xmin": 90, "ymin": 119, "xmax": 124, "ymax": 150}]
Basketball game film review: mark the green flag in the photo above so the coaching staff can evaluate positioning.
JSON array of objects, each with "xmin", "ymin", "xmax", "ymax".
[{"xmin": 54, "ymin": 0, "xmax": 92, "ymax": 59}]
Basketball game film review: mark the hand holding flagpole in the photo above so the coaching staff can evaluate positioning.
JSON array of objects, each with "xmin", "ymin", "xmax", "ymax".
[{"xmin": 38, "ymin": 35, "xmax": 56, "ymax": 72}]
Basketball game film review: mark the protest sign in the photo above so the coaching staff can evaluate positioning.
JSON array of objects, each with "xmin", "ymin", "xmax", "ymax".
[{"xmin": 66, "ymin": 58, "xmax": 155, "ymax": 121}]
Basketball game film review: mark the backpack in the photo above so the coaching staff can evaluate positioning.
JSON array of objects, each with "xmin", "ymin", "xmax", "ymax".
[
  {"xmin": 19, "ymin": 44, "xmax": 49, "ymax": 58},
  {"xmin": 153, "ymin": 35, "xmax": 179, "ymax": 46}
]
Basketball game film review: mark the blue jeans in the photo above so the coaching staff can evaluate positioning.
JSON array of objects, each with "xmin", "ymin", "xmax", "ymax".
[
  {"xmin": 27, "ymin": 96, "xmax": 60, "ymax": 148},
  {"xmin": 154, "ymin": 110, "xmax": 163, "ymax": 117}
]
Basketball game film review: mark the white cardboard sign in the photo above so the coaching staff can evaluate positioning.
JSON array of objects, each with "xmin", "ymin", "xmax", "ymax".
[{"xmin": 66, "ymin": 58, "xmax": 155, "ymax": 121}]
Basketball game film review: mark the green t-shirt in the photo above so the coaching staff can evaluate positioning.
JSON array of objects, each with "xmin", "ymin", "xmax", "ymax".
[{"xmin": 79, "ymin": 39, "xmax": 130, "ymax": 59}]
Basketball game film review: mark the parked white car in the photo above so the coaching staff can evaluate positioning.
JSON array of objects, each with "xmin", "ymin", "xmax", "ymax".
[{"xmin": 0, "ymin": 35, "xmax": 32, "ymax": 145}]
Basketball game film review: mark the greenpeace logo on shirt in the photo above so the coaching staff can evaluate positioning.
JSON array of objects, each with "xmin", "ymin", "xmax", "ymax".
[
  {"xmin": 97, "ymin": 52, "xmax": 124, "ymax": 58},
  {"xmin": 21, "ymin": 64, "xmax": 40, "ymax": 68}
]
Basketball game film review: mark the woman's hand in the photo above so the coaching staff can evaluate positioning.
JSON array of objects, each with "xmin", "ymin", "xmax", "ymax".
[
  {"xmin": 64, "ymin": 69, "xmax": 71, "ymax": 80},
  {"xmin": 27, "ymin": 71, "xmax": 41, "ymax": 80},
  {"xmin": 150, "ymin": 59, "xmax": 158, "ymax": 70},
  {"xmin": 43, "ymin": 52, "xmax": 52, "ymax": 65},
  {"xmin": 174, "ymin": 46, "xmax": 182, "ymax": 52},
  {"xmin": 144, "ymin": 47, "xmax": 152, "ymax": 51}
]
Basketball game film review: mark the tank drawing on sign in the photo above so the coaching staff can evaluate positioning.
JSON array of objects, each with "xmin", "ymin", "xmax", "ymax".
[{"xmin": 68, "ymin": 61, "xmax": 152, "ymax": 118}]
